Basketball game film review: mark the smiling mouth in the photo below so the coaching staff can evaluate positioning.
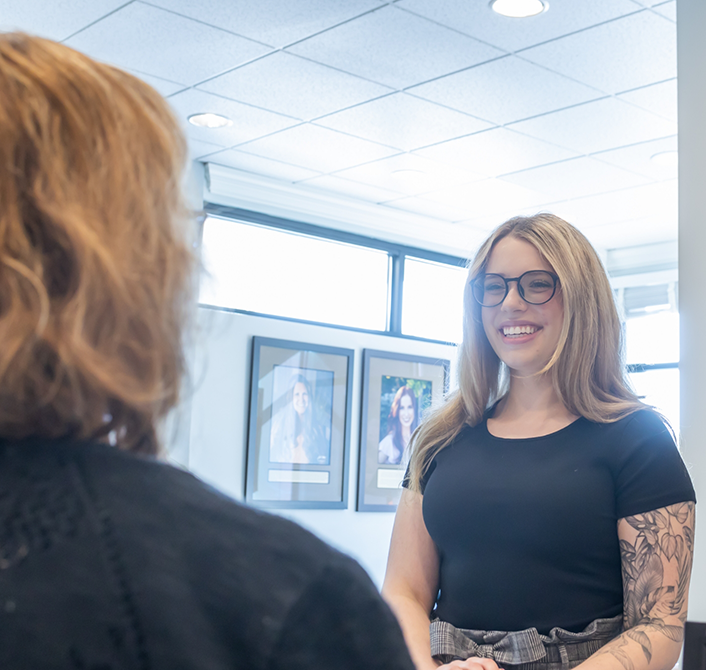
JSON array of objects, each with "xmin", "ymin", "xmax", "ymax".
[{"xmin": 502, "ymin": 325, "xmax": 539, "ymax": 338}]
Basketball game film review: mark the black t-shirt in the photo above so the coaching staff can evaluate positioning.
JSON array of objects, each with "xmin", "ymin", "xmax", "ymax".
[
  {"xmin": 414, "ymin": 409, "xmax": 695, "ymax": 635},
  {"xmin": 0, "ymin": 438, "xmax": 415, "ymax": 670}
]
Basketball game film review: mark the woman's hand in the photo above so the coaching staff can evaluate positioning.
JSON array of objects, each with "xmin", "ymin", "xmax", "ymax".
[{"xmin": 438, "ymin": 658, "xmax": 501, "ymax": 670}]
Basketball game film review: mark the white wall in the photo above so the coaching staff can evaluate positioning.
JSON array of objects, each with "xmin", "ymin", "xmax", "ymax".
[
  {"xmin": 186, "ymin": 307, "xmax": 457, "ymax": 587},
  {"xmin": 677, "ymin": 0, "xmax": 706, "ymax": 622}
]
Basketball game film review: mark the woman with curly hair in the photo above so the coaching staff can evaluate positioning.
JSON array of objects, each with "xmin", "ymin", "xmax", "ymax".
[{"xmin": 0, "ymin": 32, "xmax": 414, "ymax": 670}]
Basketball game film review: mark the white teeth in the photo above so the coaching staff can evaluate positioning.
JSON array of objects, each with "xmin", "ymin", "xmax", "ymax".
[{"xmin": 502, "ymin": 325, "xmax": 538, "ymax": 336}]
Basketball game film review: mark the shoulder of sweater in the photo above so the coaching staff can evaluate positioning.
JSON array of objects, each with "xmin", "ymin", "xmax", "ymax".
[{"xmin": 20, "ymin": 439, "xmax": 344, "ymax": 574}]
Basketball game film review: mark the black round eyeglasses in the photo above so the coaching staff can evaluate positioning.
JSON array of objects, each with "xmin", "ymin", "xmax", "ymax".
[{"xmin": 471, "ymin": 270, "xmax": 559, "ymax": 307}]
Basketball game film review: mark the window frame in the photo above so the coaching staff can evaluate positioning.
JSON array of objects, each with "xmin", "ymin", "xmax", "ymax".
[{"xmin": 201, "ymin": 203, "xmax": 467, "ymax": 343}]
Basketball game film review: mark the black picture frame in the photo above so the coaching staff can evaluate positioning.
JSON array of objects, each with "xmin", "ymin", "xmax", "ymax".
[
  {"xmin": 357, "ymin": 349, "xmax": 449, "ymax": 512},
  {"xmin": 245, "ymin": 336, "xmax": 354, "ymax": 509}
]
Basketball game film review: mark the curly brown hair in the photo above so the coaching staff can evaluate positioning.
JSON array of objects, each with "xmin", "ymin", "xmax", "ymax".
[{"xmin": 0, "ymin": 33, "xmax": 195, "ymax": 453}]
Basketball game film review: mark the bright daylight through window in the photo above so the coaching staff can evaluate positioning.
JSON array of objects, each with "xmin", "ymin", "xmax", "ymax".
[
  {"xmin": 402, "ymin": 257, "xmax": 467, "ymax": 343},
  {"xmin": 199, "ymin": 216, "xmax": 389, "ymax": 331},
  {"xmin": 620, "ymin": 282, "xmax": 679, "ymax": 435}
]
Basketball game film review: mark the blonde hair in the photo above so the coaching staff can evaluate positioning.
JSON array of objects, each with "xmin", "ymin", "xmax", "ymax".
[
  {"xmin": 0, "ymin": 33, "xmax": 195, "ymax": 453},
  {"xmin": 407, "ymin": 213, "xmax": 643, "ymax": 492}
]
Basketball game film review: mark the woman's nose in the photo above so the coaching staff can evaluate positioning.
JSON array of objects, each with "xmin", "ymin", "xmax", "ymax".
[{"xmin": 501, "ymin": 282, "xmax": 526, "ymax": 311}]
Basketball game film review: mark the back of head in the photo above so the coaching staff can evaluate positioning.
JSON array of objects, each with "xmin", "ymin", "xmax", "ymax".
[{"xmin": 0, "ymin": 33, "xmax": 194, "ymax": 453}]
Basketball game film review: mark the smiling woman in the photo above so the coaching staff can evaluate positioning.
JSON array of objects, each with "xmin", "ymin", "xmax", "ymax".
[{"xmin": 383, "ymin": 213, "xmax": 696, "ymax": 670}]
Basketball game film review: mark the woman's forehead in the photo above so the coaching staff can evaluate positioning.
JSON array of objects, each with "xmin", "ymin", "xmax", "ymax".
[{"xmin": 485, "ymin": 236, "xmax": 554, "ymax": 275}]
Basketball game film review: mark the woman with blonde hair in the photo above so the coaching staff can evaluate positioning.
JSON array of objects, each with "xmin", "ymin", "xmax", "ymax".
[
  {"xmin": 0, "ymin": 33, "xmax": 415, "ymax": 670},
  {"xmin": 383, "ymin": 214, "xmax": 696, "ymax": 670},
  {"xmin": 270, "ymin": 373, "xmax": 329, "ymax": 464}
]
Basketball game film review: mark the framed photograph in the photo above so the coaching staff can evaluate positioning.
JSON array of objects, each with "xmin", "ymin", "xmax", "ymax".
[
  {"xmin": 357, "ymin": 349, "xmax": 449, "ymax": 512},
  {"xmin": 245, "ymin": 337, "xmax": 354, "ymax": 509}
]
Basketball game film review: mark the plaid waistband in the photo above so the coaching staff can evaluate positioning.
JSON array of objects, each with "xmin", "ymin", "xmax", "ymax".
[{"xmin": 430, "ymin": 614, "xmax": 623, "ymax": 668}]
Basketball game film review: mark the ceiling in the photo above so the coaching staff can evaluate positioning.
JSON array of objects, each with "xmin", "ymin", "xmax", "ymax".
[{"xmin": 2, "ymin": 0, "xmax": 678, "ymax": 255}]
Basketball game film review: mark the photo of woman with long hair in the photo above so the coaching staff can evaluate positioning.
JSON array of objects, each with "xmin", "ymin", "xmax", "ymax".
[
  {"xmin": 379, "ymin": 386, "xmax": 419, "ymax": 465},
  {"xmin": 270, "ymin": 371, "xmax": 331, "ymax": 465}
]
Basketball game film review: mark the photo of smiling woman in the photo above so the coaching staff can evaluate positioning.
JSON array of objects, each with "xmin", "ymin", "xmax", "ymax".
[
  {"xmin": 382, "ymin": 213, "xmax": 696, "ymax": 670},
  {"xmin": 379, "ymin": 386, "xmax": 420, "ymax": 465},
  {"xmin": 269, "ymin": 368, "xmax": 332, "ymax": 465}
]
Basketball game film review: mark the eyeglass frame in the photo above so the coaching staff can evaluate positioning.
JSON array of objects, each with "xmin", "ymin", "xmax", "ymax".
[{"xmin": 470, "ymin": 270, "xmax": 560, "ymax": 308}]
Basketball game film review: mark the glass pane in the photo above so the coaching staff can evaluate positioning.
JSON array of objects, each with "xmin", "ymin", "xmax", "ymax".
[
  {"xmin": 628, "ymin": 367, "xmax": 679, "ymax": 438},
  {"xmin": 624, "ymin": 311, "xmax": 679, "ymax": 365},
  {"xmin": 199, "ymin": 216, "xmax": 389, "ymax": 330},
  {"xmin": 402, "ymin": 257, "xmax": 467, "ymax": 343}
]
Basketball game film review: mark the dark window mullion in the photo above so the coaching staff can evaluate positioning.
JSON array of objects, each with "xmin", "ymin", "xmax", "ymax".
[{"xmin": 388, "ymin": 253, "xmax": 405, "ymax": 335}]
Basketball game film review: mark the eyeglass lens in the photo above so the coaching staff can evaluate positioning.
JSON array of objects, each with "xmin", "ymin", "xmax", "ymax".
[{"xmin": 474, "ymin": 271, "xmax": 556, "ymax": 307}]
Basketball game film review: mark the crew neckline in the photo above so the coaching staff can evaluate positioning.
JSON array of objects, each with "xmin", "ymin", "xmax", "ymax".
[{"xmin": 483, "ymin": 415, "xmax": 585, "ymax": 442}]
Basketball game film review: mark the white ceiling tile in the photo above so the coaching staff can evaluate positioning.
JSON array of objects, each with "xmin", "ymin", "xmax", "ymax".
[
  {"xmin": 652, "ymin": 2, "xmax": 676, "ymax": 22},
  {"xmin": 520, "ymin": 11, "xmax": 676, "ymax": 94},
  {"xmin": 398, "ymin": 0, "xmax": 640, "ymax": 52},
  {"xmin": 143, "ymin": 0, "xmax": 384, "ymax": 48},
  {"xmin": 287, "ymin": 5, "xmax": 504, "ymax": 89},
  {"xmin": 592, "ymin": 136, "xmax": 678, "ymax": 180},
  {"xmin": 203, "ymin": 151, "xmax": 321, "ymax": 182},
  {"xmin": 456, "ymin": 206, "xmax": 550, "ymax": 232},
  {"xmin": 583, "ymin": 216, "xmax": 677, "ymax": 249},
  {"xmin": 415, "ymin": 127, "xmax": 578, "ymax": 177},
  {"xmin": 0, "ymin": 0, "xmax": 128, "ymax": 41},
  {"xmin": 188, "ymin": 138, "xmax": 224, "ymax": 160},
  {"xmin": 314, "ymin": 93, "xmax": 492, "ymax": 151},
  {"xmin": 198, "ymin": 52, "xmax": 391, "ymax": 121},
  {"xmin": 500, "ymin": 157, "xmax": 651, "ymax": 201},
  {"xmin": 421, "ymin": 178, "xmax": 556, "ymax": 217},
  {"xmin": 65, "ymin": 2, "xmax": 271, "ymax": 86},
  {"xmin": 408, "ymin": 56, "xmax": 603, "ymax": 125},
  {"xmin": 168, "ymin": 89, "xmax": 299, "ymax": 147},
  {"xmin": 299, "ymin": 175, "xmax": 403, "ymax": 203},
  {"xmin": 617, "ymin": 79, "xmax": 677, "ymax": 121},
  {"xmin": 237, "ymin": 125, "xmax": 399, "ymax": 173},
  {"xmin": 509, "ymin": 98, "xmax": 677, "ymax": 154},
  {"xmin": 543, "ymin": 180, "xmax": 677, "ymax": 233},
  {"xmin": 127, "ymin": 69, "xmax": 186, "ymax": 98},
  {"xmin": 333, "ymin": 154, "xmax": 485, "ymax": 196},
  {"xmin": 382, "ymin": 197, "xmax": 471, "ymax": 222}
]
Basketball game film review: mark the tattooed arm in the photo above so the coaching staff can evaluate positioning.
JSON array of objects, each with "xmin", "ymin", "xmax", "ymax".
[{"xmin": 578, "ymin": 501, "xmax": 695, "ymax": 670}]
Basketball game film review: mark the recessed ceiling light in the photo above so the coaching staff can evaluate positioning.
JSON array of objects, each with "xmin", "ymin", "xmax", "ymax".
[
  {"xmin": 490, "ymin": 0, "xmax": 547, "ymax": 18},
  {"xmin": 188, "ymin": 113, "xmax": 232, "ymax": 129},
  {"xmin": 650, "ymin": 150, "xmax": 678, "ymax": 168}
]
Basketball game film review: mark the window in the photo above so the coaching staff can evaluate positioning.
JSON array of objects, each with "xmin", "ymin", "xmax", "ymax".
[
  {"xmin": 199, "ymin": 216, "xmax": 390, "ymax": 330},
  {"xmin": 628, "ymin": 366, "xmax": 679, "ymax": 435},
  {"xmin": 616, "ymin": 279, "xmax": 679, "ymax": 435},
  {"xmin": 401, "ymin": 257, "xmax": 467, "ymax": 343}
]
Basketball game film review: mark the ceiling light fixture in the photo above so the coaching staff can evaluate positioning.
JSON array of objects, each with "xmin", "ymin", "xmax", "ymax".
[
  {"xmin": 490, "ymin": 0, "xmax": 547, "ymax": 18},
  {"xmin": 650, "ymin": 150, "xmax": 678, "ymax": 168},
  {"xmin": 188, "ymin": 113, "xmax": 233, "ymax": 129}
]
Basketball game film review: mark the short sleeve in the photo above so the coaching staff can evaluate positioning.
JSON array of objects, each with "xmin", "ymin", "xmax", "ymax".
[
  {"xmin": 267, "ymin": 553, "xmax": 415, "ymax": 670},
  {"xmin": 401, "ymin": 457, "xmax": 437, "ymax": 494},
  {"xmin": 614, "ymin": 410, "xmax": 696, "ymax": 519}
]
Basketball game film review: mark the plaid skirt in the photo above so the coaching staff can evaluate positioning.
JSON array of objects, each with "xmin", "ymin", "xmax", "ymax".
[{"xmin": 430, "ymin": 614, "xmax": 623, "ymax": 670}]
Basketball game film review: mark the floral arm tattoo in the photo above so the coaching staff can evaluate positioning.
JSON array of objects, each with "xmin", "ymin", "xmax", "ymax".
[{"xmin": 592, "ymin": 501, "xmax": 695, "ymax": 670}]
